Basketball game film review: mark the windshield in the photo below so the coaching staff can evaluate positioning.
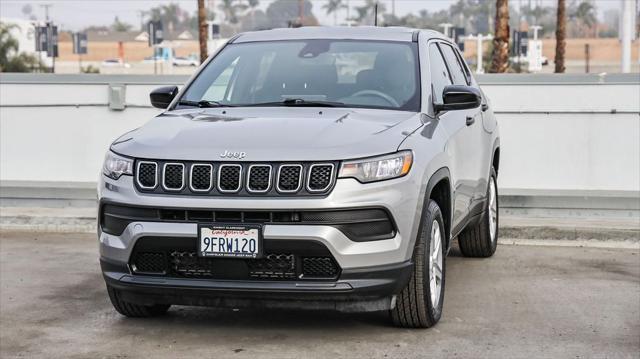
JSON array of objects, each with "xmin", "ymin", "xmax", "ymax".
[{"xmin": 178, "ymin": 40, "xmax": 420, "ymax": 111}]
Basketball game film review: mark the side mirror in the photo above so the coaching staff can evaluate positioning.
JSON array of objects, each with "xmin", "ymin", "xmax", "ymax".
[
  {"xmin": 434, "ymin": 85, "xmax": 482, "ymax": 112},
  {"xmin": 150, "ymin": 86, "xmax": 179, "ymax": 109}
]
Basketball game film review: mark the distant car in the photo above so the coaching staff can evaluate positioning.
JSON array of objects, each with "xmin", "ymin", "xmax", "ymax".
[
  {"xmin": 142, "ymin": 56, "xmax": 164, "ymax": 64},
  {"xmin": 98, "ymin": 27, "xmax": 500, "ymax": 329},
  {"xmin": 173, "ymin": 56, "xmax": 199, "ymax": 67},
  {"xmin": 101, "ymin": 58, "xmax": 130, "ymax": 68},
  {"xmin": 510, "ymin": 55, "xmax": 549, "ymax": 66}
]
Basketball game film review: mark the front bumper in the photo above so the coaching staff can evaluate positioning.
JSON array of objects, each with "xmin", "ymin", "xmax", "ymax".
[
  {"xmin": 102, "ymin": 258, "xmax": 412, "ymax": 311},
  {"xmin": 98, "ymin": 172, "xmax": 424, "ymax": 304}
]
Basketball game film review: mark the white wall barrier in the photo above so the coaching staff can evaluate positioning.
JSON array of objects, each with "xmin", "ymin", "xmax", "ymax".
[{"xmin": 1, "ymin": 73, "xmax": 639, "ymax": 211}]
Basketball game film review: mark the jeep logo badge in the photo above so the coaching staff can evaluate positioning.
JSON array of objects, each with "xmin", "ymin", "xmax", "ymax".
[{"xmin": 220, "ymin": 150, "xmax": 246, "ymax": 159}]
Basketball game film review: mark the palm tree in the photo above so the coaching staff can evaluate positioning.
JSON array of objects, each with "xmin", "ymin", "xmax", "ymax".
[
  {"xmin": 490, "ymin": 0, "xmax": 509, "ymax": 73},
  {"xmin": 218, "ymin": 0, "xmax": 247, "ymax": 25},
  {"xmin": 198, "ymin": 0, "xmax": 208, "ymax": 63},
  {"xmin": 0, "ymin": 23, "xmax": 19, "ymax": 70},
  {"xmin": 574, "ymin": 1, "xmax": 597, "ymax": 37},
  {"xmin": 555, "ymin": 0, "xmax": 566, "ymax": 73},
  {"xmin": 354, "ymin": 0, "xmax": 385, "ymax": 25},
  {"xmin": 323, "ymin": 0, "xmax": 346, "ymax": 26},
  {"xmin": 247, "ymin": 0, "xmax": 259, "ymax": 29}
]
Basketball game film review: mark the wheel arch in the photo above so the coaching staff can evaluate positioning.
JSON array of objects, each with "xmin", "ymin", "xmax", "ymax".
[{"xmin": 425, "ymin": 167, "xmax": 453, "ymax": 250}]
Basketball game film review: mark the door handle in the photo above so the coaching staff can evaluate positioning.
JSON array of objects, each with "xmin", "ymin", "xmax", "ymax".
[{"xmin": 466, "ymin": 116, "xmax": 475, "ymax": 126}]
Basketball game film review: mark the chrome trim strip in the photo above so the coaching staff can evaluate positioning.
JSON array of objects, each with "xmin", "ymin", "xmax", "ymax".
[
  {"xmin": 217, "ymin": 164, "xmax": 243, "ymax": 193},
  {"xmin": 162, "ymin": 163, "xmax": 185, "ymax": 191},
  {"xmin": 246, "ymin": 164, "xmax": 272, "ymax": 194},
  {"xmin": 136, "ymin": 161, "xmax": 157, "ymax": 190},
  {"xmin": 189, "ymin": 164, "xmax": 214, "ymax": 192},
  {"xmin": 276, "ymin": 164, "xmax": 303, "ymax": 193},
  {"xmin": 306, "ymin": 163, "xmax": 335, "ymax": 193}
]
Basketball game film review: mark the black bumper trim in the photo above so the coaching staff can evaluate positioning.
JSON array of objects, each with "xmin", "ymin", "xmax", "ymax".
[{"xmin": 101, "ymin": 258, "xmax": 413, "ymax": 308}]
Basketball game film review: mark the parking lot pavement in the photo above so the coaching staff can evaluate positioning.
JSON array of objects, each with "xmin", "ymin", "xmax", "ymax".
[{"xmin": 0, "ymin": 232, "xmax": 638, "ymax": 359}]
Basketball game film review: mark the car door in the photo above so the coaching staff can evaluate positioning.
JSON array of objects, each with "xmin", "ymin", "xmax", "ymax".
[{"xmin": 428, "ymin": 42, "xmax": 477, "ymax": 231}]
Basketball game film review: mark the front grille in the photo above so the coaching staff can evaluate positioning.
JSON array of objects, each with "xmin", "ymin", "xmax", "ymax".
[
  {"xmin": 218, "ymin": 165, "xmax": 242, "ymax": 192},
  {"xmin": 130, "ymin": 237, "xmax": 341, "ymax": 281},
  {"xmin": 308, "ymin": 164, "xmax": 334, "ymax": 192},
  {"xmin": 134, "ymin": 160, "xmax": 337, "ymax": 196},
  {"xmin": 277, "ymin": 165, "xmax": 302, "ymax": 192},
  {"xmin": 137, "ymin": 162, "xmax": 157, "ymax": 189},
  {"xmin": 163, "ymin": 163, "xmax": 184, "ymax": 190},
  {"xmin": 190, "ymin": 164, "xmax": 213, "ymax": 191},
  {"xmin": 132, "ymin": 252, "xmax": 166, "ymax": 273},
  {"xmin": 247, "ymin": 165, "xmax": 272, "ymax": 193}
]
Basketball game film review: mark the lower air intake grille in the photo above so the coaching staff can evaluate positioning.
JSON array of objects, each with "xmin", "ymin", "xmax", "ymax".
[
  {"xmin": 302, "ymin": 257, "xmax": 339, "ymax": 278},
  {"xmin": 248, "ymin": 254, "xmax": 295, "ymax": 279},
  {"xmin": 132, "ymin": 252, "xmax": 166, "ymax": 273},
  {"xmin": 218, "ymin": 165, "xmax": 242, "ymax": 192},
  {"xmin": 170, "ymin": 251, "xmax": 215, "ymax": 277},
  {"xmin": 308, "ymin": 164, "xmax": 334, "ymax": 192}
]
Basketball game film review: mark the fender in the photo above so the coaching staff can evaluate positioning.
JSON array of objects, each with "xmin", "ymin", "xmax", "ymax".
[{"xmin": 423, "ymin": 167, "xmax": 453, "ymax": 250}]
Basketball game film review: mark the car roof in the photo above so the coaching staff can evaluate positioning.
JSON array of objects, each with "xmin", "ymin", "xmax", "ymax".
[{"xmin": 233, "ymin": 26, "xmax": 448, "ymax": 43}]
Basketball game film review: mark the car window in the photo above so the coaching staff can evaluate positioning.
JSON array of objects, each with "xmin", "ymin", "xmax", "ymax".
[
  {"xmin": 180, "ymin": 40, "xmax": 421, "ymax": 111},
  {"xmin": 439, "ymin": 44, "xmax": 468, "ymax": 86},
  {"xmin": 202, "ymin": 58, "xmax": 238, "ymax": 102},
  {"xmin": 428, "ymin": 43, "xmax": 452, "ymax": 104},
  {"xmin": 453, "ymin": 47, "xmax": 473, "ymax": 85}
]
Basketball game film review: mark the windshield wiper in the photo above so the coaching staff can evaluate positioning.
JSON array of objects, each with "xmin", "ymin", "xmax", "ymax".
[
  {"xmin": 246, "ymin": 98, "xmax": 345, "ymax": 108},
  {"xmin": 178, "ymin": 100, "xmax": 233, "ymax": 108}
]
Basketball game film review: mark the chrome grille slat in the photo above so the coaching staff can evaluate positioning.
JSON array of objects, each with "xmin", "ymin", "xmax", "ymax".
[
  {"xmin": 307, "ymin": 164, "xmax": 335, "ymax": 192},
  {"xmin": 247, "ymin": 165, "xmax": 272, "ymax": 193},
  {"xmin": 189, "ymin": 164, "xmax": 214, "ymax": 192},
  {"xmin": 162, "ymin": 163, "xmax": 185, "ymax": 191},
  {"xmin": 136, "ymin": 161, "xmax": 158, "ymax": 189},
  {"xmin": 218, "ymin": 164, "xmax": 243, "ymax": 193},
  {"xmin": 277, "ymin": 164, "xmax": 303, "ymax": 193}
]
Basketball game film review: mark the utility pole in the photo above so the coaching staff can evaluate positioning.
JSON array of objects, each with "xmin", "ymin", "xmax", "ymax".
[
  {"xmin": 466, "ymin": 34, "xmax": 494, "ymax": 74},
  {"xmin": 439, "ymin": 23, "xmax": 453, "ymax": 38},
  {"xmin": 298, "ymin": 0, "xmax": 304, "ymax": 24},
  {"xmin": 39, "ymin": 3, "xmax": 52, "ymax": 21},
  {"xmin": 620, "ymin": 0, "xmax": 633, "ymax": 73},
  {"xmin": 198, "ymin": 0, "xmax": 208, "ymax": 64}
]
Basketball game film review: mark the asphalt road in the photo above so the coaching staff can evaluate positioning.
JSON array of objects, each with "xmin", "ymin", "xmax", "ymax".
[{"xmin": 0, "ymin": 232, "xmax": 638, "ymax": 359}]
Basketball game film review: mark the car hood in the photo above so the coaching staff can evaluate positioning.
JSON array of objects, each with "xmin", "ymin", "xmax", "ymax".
[{"xmin": 111, "ymin": 107, "xmax": 423, "ymax": 161}]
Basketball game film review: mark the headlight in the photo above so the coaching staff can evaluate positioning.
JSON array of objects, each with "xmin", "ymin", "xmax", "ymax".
[
  {"xmin": 103, "ymin": 151, "xmax": 133, "ymax": 180},
  {"xmin": 338, "ymin": 150, "xmax": 413, "ymax": 183}
]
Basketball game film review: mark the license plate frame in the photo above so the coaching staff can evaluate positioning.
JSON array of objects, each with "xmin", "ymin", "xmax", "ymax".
[{"xmin": 198, "ymin": 223, "xmax": 263, "ymax": 259}]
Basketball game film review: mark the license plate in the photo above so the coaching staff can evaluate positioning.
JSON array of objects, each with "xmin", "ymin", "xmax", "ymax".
[{"xmin": 198, "ymin": 224, "xmax": 262, "ymax": 258}]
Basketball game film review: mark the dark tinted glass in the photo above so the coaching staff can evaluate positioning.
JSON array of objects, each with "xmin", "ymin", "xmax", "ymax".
[
  {"xmin": 428, "ymin": 43, "xmax": 452, "ymax": 104},
  {"xmin": 439, "ymin": 44, "xmax": 468, "ymax": 86}
]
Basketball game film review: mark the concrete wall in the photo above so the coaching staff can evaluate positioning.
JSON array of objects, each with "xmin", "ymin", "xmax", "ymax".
[{"xmin": 1, "ymin": 73, "xmax": 639, "ymax": 211}]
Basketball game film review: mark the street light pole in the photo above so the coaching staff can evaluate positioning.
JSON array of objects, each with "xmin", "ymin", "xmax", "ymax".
[{"xmin": 620, "ymin": 0, "xmax": 633, "ymax": 73}]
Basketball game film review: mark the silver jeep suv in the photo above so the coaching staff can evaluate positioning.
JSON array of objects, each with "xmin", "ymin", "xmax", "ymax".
[{"xmin": 98, "ymin": 27, "xmax": 500, "ymax": 328}]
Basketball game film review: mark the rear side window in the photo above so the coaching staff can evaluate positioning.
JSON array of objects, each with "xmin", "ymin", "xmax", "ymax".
[
  {"xmin": 428, "ymin": 43, "xmax": 452, "ymax": 104},
  {"xmin": 439, "ymin": 44, "xmax": 468, "ymax": 86}
]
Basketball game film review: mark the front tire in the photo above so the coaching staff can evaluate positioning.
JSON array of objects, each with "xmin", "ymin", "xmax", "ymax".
[
  {"xmin": 458, "ymin": 167, "xmax": 499, "ymax": 258},
  {"xmin": 390, "ymin": 200, "xmax": 446, "ymax": 328},
  {"xmin": 107, "ymin": 285, "xmax": 170, "ymax": 318}
]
